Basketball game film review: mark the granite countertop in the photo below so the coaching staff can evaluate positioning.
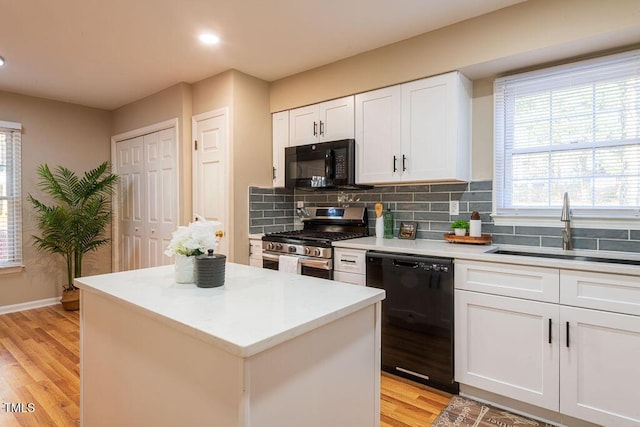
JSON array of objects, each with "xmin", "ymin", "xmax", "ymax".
[
  {"xmin": 74, "ymin": 263, "xmax": 385, "ymax": 358},
  {"xmin": 333, "ymin": 236, "xmax": 640, "ymax": 276}
]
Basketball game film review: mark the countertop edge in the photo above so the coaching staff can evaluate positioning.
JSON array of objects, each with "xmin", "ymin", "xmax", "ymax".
[
  {"xmin": 75, "ymin": 267, "xmax": 385, "ymax": 359},
  {"xmin": 333, "ymin": 237, "xmax": 640, "ymax": 276}
]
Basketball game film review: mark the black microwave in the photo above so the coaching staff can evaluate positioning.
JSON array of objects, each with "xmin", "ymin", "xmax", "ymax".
[{"xmin": 285, "ymin": 139, "xmax": 357, "ymax": 189}]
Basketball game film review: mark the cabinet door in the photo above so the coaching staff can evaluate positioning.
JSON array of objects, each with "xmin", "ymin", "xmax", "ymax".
[
  {"xmin": 455, "ymin": 290, "xmax": 560, "ymax": 411},
  {"xmin": 272, "ymin": 111, "xmax": 289, "ymax": 187},
  {"xmin": 560, "ymin": 306, "xmax": 640, "ymax": 426},
  {"xmin": 289, "ymin": 104, "xmax": 319, "ymax": 146},
  {"xmin": 355, "ymin": 85, "xmax": 402, "ymax": 184},
  {"xmin": 401, "ymin": 72, "xmax": 470, "ymax": 182},
  {"xmin": 318, "ymin": 96, "xmax": 354, "ymax": 142}
]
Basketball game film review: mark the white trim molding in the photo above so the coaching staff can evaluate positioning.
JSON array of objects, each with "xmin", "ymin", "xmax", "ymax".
[
  {"xmin": 0, "ymin": 297, "xmax": 61, "ymax": 315},
  {"xmin": 492, "ymin": 214, "xmax": 640, "ymax": 230}
]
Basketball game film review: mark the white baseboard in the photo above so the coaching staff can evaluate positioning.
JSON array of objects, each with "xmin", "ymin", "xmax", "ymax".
[{"xmin": 0, "ymin": 297, "xmax": 61, "ymax": 315}]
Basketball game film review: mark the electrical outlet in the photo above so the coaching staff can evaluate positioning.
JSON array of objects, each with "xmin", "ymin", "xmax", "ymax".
[
  {"xmin": 449, "ymin": 200, "xmax": 459, "ymax": 216},
  {"xmin": 297, "ymin": 201, "xmax": 304, "ymax": 208}
]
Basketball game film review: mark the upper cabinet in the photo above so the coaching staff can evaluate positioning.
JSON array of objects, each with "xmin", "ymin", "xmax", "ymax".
[
  {"xmin": 289, "ymin": 96, "xmax": 355, "ymax": 146},
  {"xmin": 356, "ymin": 71, "xmax": 472, "ymax": 184},
  {"xmin": 272, "ymin": 111, "xmax": 289, "ymax": 188},
  {"xmin": 355, "ymin": 86, "xmax": 402, "ymax": 183}
]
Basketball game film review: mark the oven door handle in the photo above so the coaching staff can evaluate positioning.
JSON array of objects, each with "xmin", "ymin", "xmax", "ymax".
[{"xmin": 262, "ymin": 253, "xmax": 332, "ymax": 270}]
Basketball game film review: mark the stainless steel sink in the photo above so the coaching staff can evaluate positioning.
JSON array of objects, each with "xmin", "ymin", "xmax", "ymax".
[{"xmin": 487, "ymin": 249, "xmax": 640, "ymax": 266}]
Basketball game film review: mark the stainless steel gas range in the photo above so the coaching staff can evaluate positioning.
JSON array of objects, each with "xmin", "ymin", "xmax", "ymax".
[{"xmin": 261, "ymin": 207, "xmax": 368, "ymax": 279}]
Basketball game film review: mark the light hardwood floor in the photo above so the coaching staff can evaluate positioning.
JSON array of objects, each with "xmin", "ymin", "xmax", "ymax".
[{"xmin": 0, "ymin": 305, "xmax": 450, "ymax": 426}]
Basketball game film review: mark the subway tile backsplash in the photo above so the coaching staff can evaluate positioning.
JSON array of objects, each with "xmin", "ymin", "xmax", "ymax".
[{"xmin": 249, "ymin": 181, "xmax": 640, "ymax": 254}]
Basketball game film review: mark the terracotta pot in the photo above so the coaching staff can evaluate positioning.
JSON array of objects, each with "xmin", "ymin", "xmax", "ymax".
[{"xmin": 61, "ymin": 288, "xmax": 80, "ymax": 311}]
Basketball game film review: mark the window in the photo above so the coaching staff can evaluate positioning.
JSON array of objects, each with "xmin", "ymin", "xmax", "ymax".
[
  {"xmin": 494, "ymin": 50, "xmax": 640, "ymax": 223},
  {"xmin": 0, "ymin": 121, "xmax": 22, "ymax": 269}
]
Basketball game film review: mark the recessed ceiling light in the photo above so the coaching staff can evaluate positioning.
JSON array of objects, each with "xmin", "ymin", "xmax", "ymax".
[
  {"xmin": 199, "ymin": 33, "xmax": 220, "ymax": 45},
  {"xmin": 0, "ymin": 56, "xmax": 5, "ymax": 67}
]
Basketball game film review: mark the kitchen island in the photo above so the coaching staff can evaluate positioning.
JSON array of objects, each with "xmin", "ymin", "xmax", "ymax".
[{"xmin": 74, "ymin": 263, "xmax": 385, "ymax": 427}]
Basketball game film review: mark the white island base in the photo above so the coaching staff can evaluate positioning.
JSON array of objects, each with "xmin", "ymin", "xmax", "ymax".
[{"xmin": 76, "ymin": 264, "xmax": 384, "ymax": 427}]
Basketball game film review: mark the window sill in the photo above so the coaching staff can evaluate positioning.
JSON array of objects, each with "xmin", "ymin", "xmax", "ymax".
[
  {"xmin": 0, "ymin": 265, "xmax": 25, "ymax": 275},
  {"xmin": 492, "ymin": 215, "xmax": 640, "ymax": 230}
]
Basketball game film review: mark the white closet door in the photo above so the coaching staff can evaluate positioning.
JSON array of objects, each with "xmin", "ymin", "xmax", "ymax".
[
  {"xmin": 116, "ymin": 126, "xmax": 177, "ymax": 271},
  {"xmin": 193, "ymin": 110, "xmax": 228, "ymax": 256},
  {"xmin": 143, "ymin": 129, "xmax": 177, "ymax": 268},
  {"xmin": 117, "ymin": 136, "xmax": 144, "ymax": 271}
]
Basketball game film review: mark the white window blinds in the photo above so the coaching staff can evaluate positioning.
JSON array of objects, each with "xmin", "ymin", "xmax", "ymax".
[
  {"xmin": 0, "ymin": 121, "xmax": 22, "ymax": 267},
  {"xmin": 494, "ymin": 50, "xmax": 640, "ymax": 218}
]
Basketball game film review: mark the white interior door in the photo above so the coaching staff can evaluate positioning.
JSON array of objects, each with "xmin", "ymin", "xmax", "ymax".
[
  {"xmin": 114, "ymin": 123, "xmax": 178, "ymax": 271},
  {"xmin": 117, "ymin": 136, "xmax": 143, "ymax": 271},
  {"xmin": 193, "ymin": 109, "xmax": 228, "ymax": 256}
]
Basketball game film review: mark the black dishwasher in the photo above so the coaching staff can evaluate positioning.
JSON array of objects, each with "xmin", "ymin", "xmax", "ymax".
[{"xmin": 366, "ymin": 251, "xmax": 458, "ymax": 393}]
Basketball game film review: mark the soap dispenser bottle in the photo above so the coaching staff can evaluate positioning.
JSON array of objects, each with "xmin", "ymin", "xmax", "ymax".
[{"xmin": 383, "ymin": 207, "xmax": 394, "ymax": 239}]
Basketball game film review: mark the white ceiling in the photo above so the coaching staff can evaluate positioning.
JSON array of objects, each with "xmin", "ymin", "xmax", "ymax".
[{"xmin": 0, "ymin": 0, "xmax": 526, "ymax": 110}]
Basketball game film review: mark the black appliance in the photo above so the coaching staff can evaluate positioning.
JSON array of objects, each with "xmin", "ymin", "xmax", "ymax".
[
  {"xmin": 262, "ymin": 207, "xmax": 368, "ymax": 279},
  {"xmin": 285, "ymin": 139, "xmax": 360, "ymax": 190},
  {"xmin": 366, "ymin": 251, "xmax": 458, "ymax": 393}
]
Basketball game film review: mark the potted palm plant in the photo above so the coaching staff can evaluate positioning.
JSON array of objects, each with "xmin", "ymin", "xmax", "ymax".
[{"xmin": 28, "ymin": 162, "xmax": 118, "ymax": 310}]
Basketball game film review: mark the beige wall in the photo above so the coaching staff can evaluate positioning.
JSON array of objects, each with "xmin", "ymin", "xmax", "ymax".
[
  {"xmin": 112, "ymin": 83, "xmax": 193, "ymax": 224},
  {"xmin": 229, "ymin": 72, "xmax": 272, "ymax": 262},
  {"xmin": 192, "ymin": 70, "xmax": 272, "ymax": 262},
  {"xmin": 0, "ymin": 91, "xmax": 112, "ymax": 307},
  {"xmin": 270, "ymin": 0, "xmax": 640, "ymax": 180}
]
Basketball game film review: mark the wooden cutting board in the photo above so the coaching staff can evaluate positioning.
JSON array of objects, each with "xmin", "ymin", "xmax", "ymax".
[{"xmin": 444, "ymin": 233, "xmax": 492, "ymax": 244}]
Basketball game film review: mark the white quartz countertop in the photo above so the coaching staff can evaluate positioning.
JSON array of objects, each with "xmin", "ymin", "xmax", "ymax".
[
  {"xmin": 74, "ymin": 263, "xmax": 385, "ymax": 358},
  {"xmin": 334, "ymin": 237, "xmax": 640, "ymax": 276}
]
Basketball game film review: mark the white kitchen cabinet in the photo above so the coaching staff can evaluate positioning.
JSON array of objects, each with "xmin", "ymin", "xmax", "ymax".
[
  {"xmin": 560, "ymin": 306, "xmax": 640, "ymax": 426},
  {"xmin": 356, "ymin": 71, "xmax": 471, "ymax": 184},
  {"xmin": 333, "ymin": 248, "xmax": 366, "ymax": 286},
  {"xmin": 249, "ymin": 237, "xmax": 263, "ymax": 267},
  {"xmin": 455, "ymin": 260, "xmax": 640, "ymax": 426},
  {"xmin": 355, "ymin": 86, "xmax": 402, "ymax": 183},
  {"xmin": 289, "ymin": 96, "xmax": 354, "ymax": 146},
  {"xmin": 400, "ymin": 73, "xmax": 471, "ymax": 182},
  {"xmin": 455, "ymin": 259, "xmax": 558, "ymax": 303},
  {"xmin": 272, "ymin": 111, "xmax": 289, "ymax": 188},
  {"xmin": 455, "ymin": 290, "xmax": 560, "ymax": 411}
]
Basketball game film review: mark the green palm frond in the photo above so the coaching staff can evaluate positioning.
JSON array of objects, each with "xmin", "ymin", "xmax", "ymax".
[{"xmin": 29, "ymin": 161, "xmax": 118, "ymax": 289}]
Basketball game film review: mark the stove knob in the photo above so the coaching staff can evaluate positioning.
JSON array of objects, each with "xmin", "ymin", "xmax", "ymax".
[
  {"xmin": 288, "ymin": 246, "xmax": 297, "ymax": 253},
  {"xmin": 304, "ymin": 247, "xmax": 311, "ymax": 255},
  {"xmin": 314, "ymin": 248, "xmax": 322, "ymax": 257},
  {"xmin": 266, "ymin": 242, "xmax": 274, "ymax": 251},
  {"xmin": 275, "ymin": 243, "xmax": 283, "ymax": 251}
]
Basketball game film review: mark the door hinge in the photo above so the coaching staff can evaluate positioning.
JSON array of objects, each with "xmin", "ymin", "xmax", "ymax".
[{"xmin": 194, "ymin": 140, "xmax": 198, "ymax": 150}]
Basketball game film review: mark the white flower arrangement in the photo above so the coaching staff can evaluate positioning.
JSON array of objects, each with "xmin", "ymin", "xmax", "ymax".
[{"xmin": 164, "ymin": 219, "xmax": 223, "ymax": 257}]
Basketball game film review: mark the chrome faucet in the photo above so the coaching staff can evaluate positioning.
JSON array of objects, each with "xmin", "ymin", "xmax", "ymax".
[{"xmin": 561, "ymin": 192, "xmax": 572, "ymax": 250}]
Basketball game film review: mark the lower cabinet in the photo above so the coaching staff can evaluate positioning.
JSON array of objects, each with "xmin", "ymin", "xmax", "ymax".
[
  {"xmin": 249, "ymin": 237, "xmax": 263, "ymax": 267},
  {"xmin": 560, "ymin": 306, "xmax": 640, "ymax": 426},
  {"xmin": 333, "ymin": 248, "xmax": 366, "ymax": 286},
  {"xmin": 455, "ymin": 260, "xmax": 640, "ymax": 426},
  {"xmin": 455, "ymin": 290, "xmax": 560, "ymax": 411}
]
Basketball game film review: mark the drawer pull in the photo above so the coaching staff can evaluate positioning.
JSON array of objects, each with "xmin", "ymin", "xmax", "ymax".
[
  {"xmin": 566, "ymin": 321, "xmax": 570, "ymax": 348},
  {"xmin": 548, "ymin": 318, "xmax": 552, "ymax": 344}
]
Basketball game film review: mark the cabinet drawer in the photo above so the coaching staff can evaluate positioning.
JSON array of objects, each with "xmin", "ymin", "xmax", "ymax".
[
  {"xmin": 249, "ymin": 239, "xmax": 262, "ymax": 258},
  {"xmin": 334, "ymin": 248, "xmax": 366, "ymax": 275},
  {"xmin": 334, "ymin": 271, "xmax": 365, "ymax": 286},
  {"xmin": 561, "ymin": 270, "xmax": 640, "ymax": 316},
  {"xmin": 455, "ymin": 260, "xmax": 559, "ymax": 303}
]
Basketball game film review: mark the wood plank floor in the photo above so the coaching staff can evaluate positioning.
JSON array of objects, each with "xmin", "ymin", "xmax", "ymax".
[{"xmin": 0, "ymin": 305, "xmax": 450, "ymax": 426}]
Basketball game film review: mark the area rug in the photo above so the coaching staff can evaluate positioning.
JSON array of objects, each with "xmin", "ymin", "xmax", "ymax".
[{"xmin": 432, "ymin": 395, "xmax": 556, "ymax": 427}]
